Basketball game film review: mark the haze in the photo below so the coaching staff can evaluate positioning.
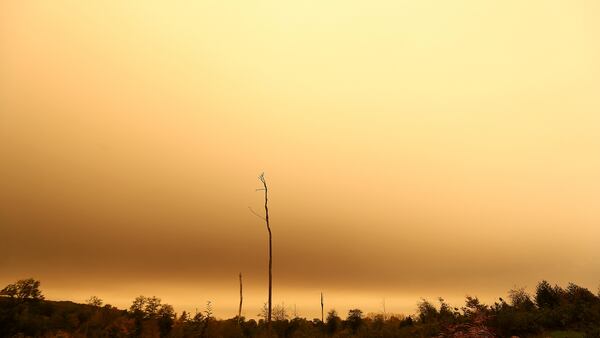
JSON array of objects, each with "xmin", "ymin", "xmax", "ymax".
[{"xmin": 1, "ymin": 1, "xmax": 599, "ymax": 319}]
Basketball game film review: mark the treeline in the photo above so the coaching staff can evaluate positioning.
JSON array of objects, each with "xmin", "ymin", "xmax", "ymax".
[{"xmin": 1, "ymin": 278, "xmax": 600, "ymax": 337}]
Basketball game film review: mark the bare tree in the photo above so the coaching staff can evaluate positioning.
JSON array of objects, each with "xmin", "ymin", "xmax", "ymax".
[
  {"xmin": 238, "ymin": 273, "xmax": 243, "ymax": 323},
  {"xmin": 255, "ymin": 173, "xmax": 272, "ymax": 326},
  {"xmin": 321, "ymin": 292, "xmax": 324, "ymax": 323},
  {"xmin": 272, "ymin": 302, "xmax": 289, "ymax": 321},
  {"xmin": 249, "ymin": 173, "xmax": 273, "ymax": 334}
]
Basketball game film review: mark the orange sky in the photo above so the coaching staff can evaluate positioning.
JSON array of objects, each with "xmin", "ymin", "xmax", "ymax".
[{"xmin": 1, "ymin": 0, "xmax": 599, "ymax": 319}]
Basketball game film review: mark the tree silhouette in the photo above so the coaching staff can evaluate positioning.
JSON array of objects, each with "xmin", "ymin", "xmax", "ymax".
[
  {"xmin": 130, "ymin": 295, "xmax": 146, "ymax": 315},
  {"xmin": 326, "ymin": 309, "xmax": 341, "ymax": 335},
  {"xmin": 417, "ymin": 298, "xmax": 439, "ymax": 323},
  {"xmin": 200, "ymin": 300, "xmax": 213, "ymax": 338},
  {"xmin": 535, "ymin": 280, "xmax": 561, "ymax": 308},
  {"xmin": 1, "ymin": 278, "xmax": 599, "ymax": 337},
  {"xmin": 254, "ymin": 172, "xmax": 272, "ymax": 328},
  {"xmin": 321, "ymin": 292, "xmax": 324, "ymax": 323},
  {"xmin": 238, "ymin": 272, "xmax": 243, "ymax": 324},
  {"xmin": 272, "ymin": 303, "xmax": 289, "ymax": 321},
  {"xmin": 508, "ymin": 287, "xmax": 535, "ymax": 311},
  {"xmin": 0, "ymin": 278, "xmax": 44, "ymax": 300},
  {"xmin": 86, "ymin": 296, "xmax": 103, "ymax": 307},
  {"xmin": 347, "ymin": 308, "xmax": 363, "ymax": 334},
  {"xmin": 144, "ymin": 296, "xmax": 162, "ymax": 318}
]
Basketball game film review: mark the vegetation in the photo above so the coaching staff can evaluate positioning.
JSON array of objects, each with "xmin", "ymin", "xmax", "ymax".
[
  {"xmin": 1, "ymin": 278, "xmax": 600, "ymax": 337},
  {"xmin": 0, "ymin": 279, "xmax": 44, "ymax": 301}
]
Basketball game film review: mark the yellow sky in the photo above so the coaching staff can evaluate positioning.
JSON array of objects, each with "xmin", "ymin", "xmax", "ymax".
[{"xmin": 1, "ymin": 0, "xmax": 599, "ymax": 318}]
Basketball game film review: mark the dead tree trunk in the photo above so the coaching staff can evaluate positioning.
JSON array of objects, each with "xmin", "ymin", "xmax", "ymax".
[
  {"xmin": 238, "ymin": 273, "xmax": 243, "ymax": 323},
  {"xmin": 321, "ymin": 292, "xmax": 324, "ymax": 323},
  {"xmin": 258, "ymin": 173, "xmax": 272, "ymax": 328}
]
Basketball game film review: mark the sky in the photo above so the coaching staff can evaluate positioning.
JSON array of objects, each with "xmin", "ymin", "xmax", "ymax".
[{"xmin": 1, "ymin": 0, "xmax": 599, "ymax": 319}]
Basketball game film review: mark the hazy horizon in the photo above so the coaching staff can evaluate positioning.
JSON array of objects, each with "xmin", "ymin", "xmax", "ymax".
[{"xmin": 1, "ymin": 0, "xmax": 599, "ymax": 320}]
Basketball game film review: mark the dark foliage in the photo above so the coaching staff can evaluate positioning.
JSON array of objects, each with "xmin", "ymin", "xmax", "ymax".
[{"xmin": 1, "ymin": 279, "xmax": 599, "ymax": 337}]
